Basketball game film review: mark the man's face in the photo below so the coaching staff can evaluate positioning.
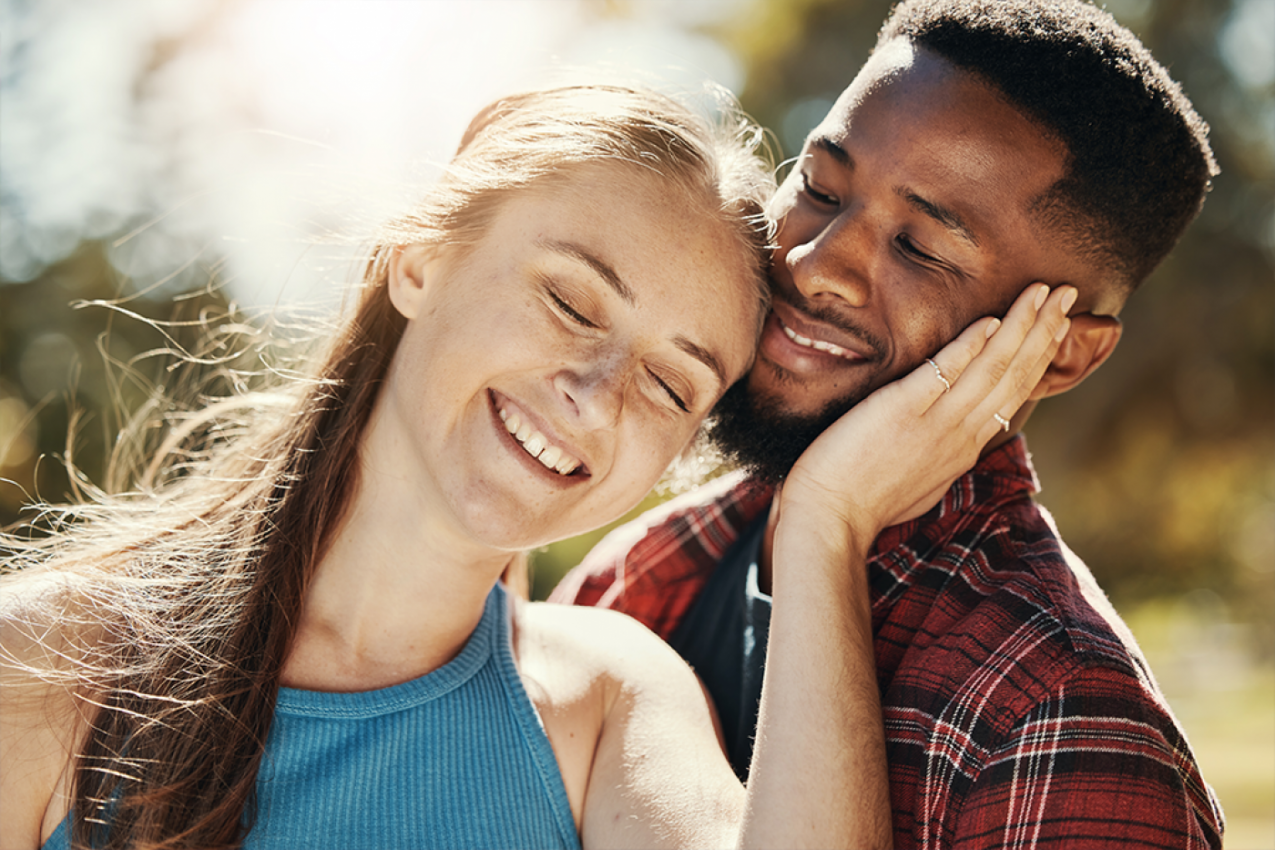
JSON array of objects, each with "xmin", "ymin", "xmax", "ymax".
[{"xmin": 713, "ymin": 39, "xmax": 1097, "ymax": 480}]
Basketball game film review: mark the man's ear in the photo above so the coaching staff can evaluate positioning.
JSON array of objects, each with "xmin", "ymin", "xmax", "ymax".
[
  {"xmin": 1029, "ymin": 313, "xmax": 1123, "ymax": 400},
  {"xmin": 387, "ymin": 245, "xmax": 436, "ymax": 320}
]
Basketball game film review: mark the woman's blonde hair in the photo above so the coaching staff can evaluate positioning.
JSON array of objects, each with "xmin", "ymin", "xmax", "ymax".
[{"xmin": 1, "ymin": 84, "xmax": 774, "ymax": 850}]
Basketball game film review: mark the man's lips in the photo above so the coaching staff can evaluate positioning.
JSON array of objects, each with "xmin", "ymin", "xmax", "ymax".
[
  {"xmin": 778, "ymin": 319, "xmax": 859, "ymax": 359},
  {"xmin": 763, "ymin": 301, "xmax": 875, "ymax": 364}
]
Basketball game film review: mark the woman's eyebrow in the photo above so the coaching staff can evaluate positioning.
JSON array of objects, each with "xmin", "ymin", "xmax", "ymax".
[
  {"xmin": 538, "ymin": 239, "xmax": 635, "ymax": 304},
  {"xmin": 674, "ymin": 337, "xmax": 726, "ymax": 391}
]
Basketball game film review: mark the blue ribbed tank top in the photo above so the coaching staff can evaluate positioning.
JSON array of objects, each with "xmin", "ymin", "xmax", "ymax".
[{"xmin": 43, "ymin": 585, "xmax": 581, "ymax": 850}]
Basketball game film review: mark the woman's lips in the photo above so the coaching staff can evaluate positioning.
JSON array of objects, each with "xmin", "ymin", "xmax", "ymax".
[{"xmin": 492, "ymin": 395, "xmax": 584, "ymax": 476}]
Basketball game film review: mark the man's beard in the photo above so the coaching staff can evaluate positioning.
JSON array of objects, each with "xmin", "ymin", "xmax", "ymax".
[{"xmin": 707, "ymin": 375, "xmax": 870, "ymax": 486}]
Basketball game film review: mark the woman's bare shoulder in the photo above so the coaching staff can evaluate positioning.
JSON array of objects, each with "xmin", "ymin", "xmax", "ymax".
[
  {"xmin": 519, "ymin": 600, "xmax": 694, "ymax": 687},
  {"xmin": 1, "ymin": 570, "xmax": 98, "ymax": 850},
  {"xmin": 514, "ymin": 599, "xmax": 724, "ymax": 836},
  {"xmin": 517, "ymin": 602, "xmax": 742, "ymax": 849},
  {"xmin": 516, "ymin": 599, "xmax": 691, "ymax": 731}
]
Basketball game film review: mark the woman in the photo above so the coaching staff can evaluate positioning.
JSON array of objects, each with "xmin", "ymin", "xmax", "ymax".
[{"xmin": 0, "ymin": 84, "xmax": 1071, "ymax": 850}]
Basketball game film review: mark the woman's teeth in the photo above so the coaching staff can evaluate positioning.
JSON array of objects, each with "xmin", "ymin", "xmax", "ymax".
[
  {"xmin": 781, "ymin": 323, "xmax": 854, "ymax": 359},
  {"xmin": 499, "ymin": 408, "xmax": 581, "ymax": 475}
]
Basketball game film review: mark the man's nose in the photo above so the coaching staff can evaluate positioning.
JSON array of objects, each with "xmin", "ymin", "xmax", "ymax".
[
  {"xmin": 784, "ymin": 208, "xmax": 876, "ymax": 307},
  {"xmin": 552, "ymin": 349, "xmax": 628, "ymax": 430}
]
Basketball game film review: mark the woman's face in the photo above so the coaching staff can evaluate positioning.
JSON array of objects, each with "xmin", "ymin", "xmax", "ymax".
[{"xmin": 374, "ymin": 164, "xmax": 762, "ymax": 551}]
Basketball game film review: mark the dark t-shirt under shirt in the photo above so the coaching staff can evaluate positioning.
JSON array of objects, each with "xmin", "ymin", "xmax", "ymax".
[{"xmin": 667, "ymin": 516, "xmax": 770, "ymax": 780}]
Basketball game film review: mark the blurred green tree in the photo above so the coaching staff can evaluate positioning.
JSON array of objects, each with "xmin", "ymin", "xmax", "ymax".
[{"xmin": 0, "ymin": 241, "xmax": 238, "ymax": 527}]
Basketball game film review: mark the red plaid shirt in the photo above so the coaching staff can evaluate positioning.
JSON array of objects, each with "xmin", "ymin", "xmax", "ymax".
[{"xmin": 550, "ymin": 437, "xmax": 1224, "ymax": 849}]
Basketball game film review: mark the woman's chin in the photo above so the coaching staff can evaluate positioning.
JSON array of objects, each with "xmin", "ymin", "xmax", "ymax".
[{"xmin": 444, "ymin": 476, "xmax": 642, "ymax": 555}]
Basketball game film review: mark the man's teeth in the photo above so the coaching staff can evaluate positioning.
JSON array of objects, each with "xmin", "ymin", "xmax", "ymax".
[
  {"xmin": 499, "ymin": 408, "xmax": 581, "ymax": 475},
  {"xmin": 782, "ymin": 323, "xmax": 853, "ymax": 359}
]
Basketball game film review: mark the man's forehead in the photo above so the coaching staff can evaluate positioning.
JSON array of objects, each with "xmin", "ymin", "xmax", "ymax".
[
  {"xmin": 813, "ymin": 45, "xmax": 1067, "ymax": 216},
  {"xmin": 826, "ymin": 38, "xmax": 932, "ymax": 115}
]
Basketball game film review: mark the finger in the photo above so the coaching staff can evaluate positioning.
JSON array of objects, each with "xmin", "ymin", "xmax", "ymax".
[
  {"xmin": 882, "ymin": 282, "xmax": 1068, "ymax": 434},
  {"xmin": 946, "ymin": 283, "xmax": 1050, "ymax": 398},
  {"xmin": 952, "ymin": 283, "xmax": 1069, "ymax": 404},
  {"xmin": 915, "ymin": 282, "xmax": 1069, "ymax": 452},
  {"xmin": 975, "ymin": 312, "xmax": 1071, "ymax": 443},
  {"xmin": 918, "ymin": 283, "xmax": 1047, "ymax": 427},
  {"xmin": 968, "ymin": 286, "xmax": 1075, "ymax": 441},
  {"xmin": 902, "ymin": 316, "xmax": 1000, "ymax": 415},
  {"xmin": 914, "ymin": 282, "xmax": 1051, "ymax": 424}
]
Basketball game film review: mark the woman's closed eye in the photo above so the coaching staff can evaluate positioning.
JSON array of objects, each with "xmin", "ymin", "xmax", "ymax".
[
  {"xmin": 541, "ymin": 277, "xmax": 695, "ymax": 412},
  {"xmin": 547, "ymin": 287, "xmax": 600, "ymax": 329},
  {"xmin": 647, "ymin": 368, "xmax": 690, "ymax": 413}
]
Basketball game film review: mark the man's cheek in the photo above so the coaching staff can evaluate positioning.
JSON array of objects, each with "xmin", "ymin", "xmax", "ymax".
[{"xmin": 916, "ymin": 308, "xmax": 972, "ymax": 363}]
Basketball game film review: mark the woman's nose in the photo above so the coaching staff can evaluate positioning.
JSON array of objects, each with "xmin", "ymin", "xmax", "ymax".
[{"xmin": 552, "ymin": 350, "xmax": 628, "ymax": 430}]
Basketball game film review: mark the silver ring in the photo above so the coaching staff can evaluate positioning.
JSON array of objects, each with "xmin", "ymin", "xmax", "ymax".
[
  {"xmin": 993, "ymin": 412, "xmax": 1011, "ymax": 432},
  {"xmin": 925, "ymin": 358, "xmax": 951, "ymax": 394}
]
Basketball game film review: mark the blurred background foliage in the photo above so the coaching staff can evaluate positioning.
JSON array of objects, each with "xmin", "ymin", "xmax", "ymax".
[{"xmin": 1, "ymin": 0, "xmax": 1272, "ymax": 842}]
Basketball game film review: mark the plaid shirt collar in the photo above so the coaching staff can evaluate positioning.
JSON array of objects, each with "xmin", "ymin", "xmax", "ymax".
[
  {"xmin": 866, "ymin": 436, "xmax": 1039, "ymax": 599},
  {"xmin": 728, "ymin": 434, "xmax": 1040, "ymax": 580},
  {"xmin": 555, "ymin": 436, "xmax": 1041, "ymax": 638},
  {"xmin": 874, "ymin": 435, "xmax": 1038, "ymax": 552}
]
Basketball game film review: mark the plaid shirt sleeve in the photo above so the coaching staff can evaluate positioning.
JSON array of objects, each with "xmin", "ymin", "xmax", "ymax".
[{"xmin": 935, "ymin": 663, "xmax": 1224, "ymax": 849}]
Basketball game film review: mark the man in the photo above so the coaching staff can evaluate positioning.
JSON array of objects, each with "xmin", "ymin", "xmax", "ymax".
[{"xmin": 550, "ymin": 0, "xmax": 1224, "ymax": 847}]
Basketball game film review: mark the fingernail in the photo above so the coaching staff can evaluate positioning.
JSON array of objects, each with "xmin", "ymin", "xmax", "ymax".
[
  {"xmin": 1055, "ymin": 318, "xmax": 1071, "ymax": 342},
  {"xmin": 1034, "ymin": 284, "xmax": 1049, "ymax": 310},
  {"xmin": 985, "ymin": 317, "xmax": 1001, "ymax": 338},
  {"xmin": 1061, "ymin": 287, "xmax": 1078, "ymax": 314}
]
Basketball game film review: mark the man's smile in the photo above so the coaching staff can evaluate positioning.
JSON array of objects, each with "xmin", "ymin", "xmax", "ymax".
[
  {"xmin": 775, "ymin": 314, "xmax": 862, "ymax": 361},
  {"xmin": 757, "ymin": 293, "xmax": 883, "ymax": 379}
]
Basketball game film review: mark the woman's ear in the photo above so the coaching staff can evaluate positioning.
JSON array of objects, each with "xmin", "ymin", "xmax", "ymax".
[
  {"xmin": 1029, "ymin": 313, "xmax": 1123, "ymax": 400},
  {"xmin": 387, "ymin": 245, "xmax": 435, "ymax": 320}
]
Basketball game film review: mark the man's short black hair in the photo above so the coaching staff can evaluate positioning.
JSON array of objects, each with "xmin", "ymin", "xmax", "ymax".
[{"xmin": 879, "ymin": 0, "xmax": 1218, "ymax": 294}]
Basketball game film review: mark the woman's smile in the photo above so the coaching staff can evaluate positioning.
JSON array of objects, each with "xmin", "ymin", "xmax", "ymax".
[{"xmin": 493, "ymin": 390, "xmax": 587, "ymax": 479}]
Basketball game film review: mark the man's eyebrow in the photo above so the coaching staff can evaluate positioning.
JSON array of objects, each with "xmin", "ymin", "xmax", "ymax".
[
  {"xmin": 674, "ymin": 337, "xmax": 726, "ymax": 391},
  {"xmin": 897, "ymin": 189, "xmax": 981, "ymax": 248},
  {"xmin": 809, "ymin": 135, "xmax": 981, "ymax": 249},
  {"xmin": 538, "ymin": 239, "xmax": 634, "ymax": 304},
  {"xmin": 810, "ymin": 135, "xmax": 851, "ymax": 167}
]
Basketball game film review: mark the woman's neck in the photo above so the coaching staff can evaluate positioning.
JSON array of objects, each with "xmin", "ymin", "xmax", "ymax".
[{"xmin": 281, "ymin": 432, "xmax": 514, "ymax": 693}]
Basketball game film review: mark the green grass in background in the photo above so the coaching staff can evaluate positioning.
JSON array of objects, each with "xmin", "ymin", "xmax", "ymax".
[{"xmin": 1126, "ymin": 597, "xmax": 1275, "ymax": 849}]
